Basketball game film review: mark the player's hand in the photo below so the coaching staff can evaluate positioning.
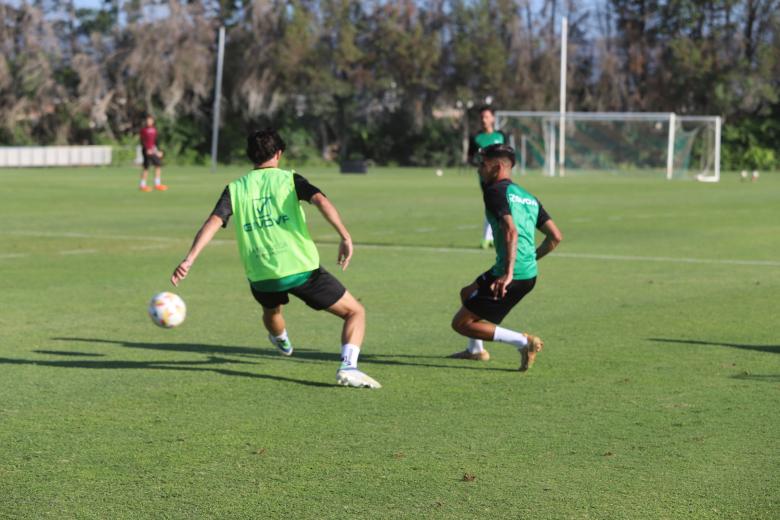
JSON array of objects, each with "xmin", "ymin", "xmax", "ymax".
[
  {"xmin": 491, "ymin": 273, "xmax": 513, "ymax": 299},
  {"xmin": 337, "ymin": 237, "xmax": 353, "ymax": 271},
  {"xmin": 171, "ymin": 259, "xmax": 192, "ymax": 286}
]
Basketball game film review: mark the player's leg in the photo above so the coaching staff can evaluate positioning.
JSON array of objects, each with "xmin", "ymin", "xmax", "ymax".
[
  {"xmin": 250, "ymin": 287, "xmax": 293, "ymax": 356},
  {"xmin": 452, "ymin": 306, "xmax": 496, "ymax": 339},
  {"xmin": 289, "ymin": 268, "xmax": 380, "ymax": 387},
  {"xmin": 451, "ymin": 274, "xmax": 544, "ymax": 371},
  {"xmin": 480, "ymin": 218, "xmax": 494, "ymax": 249},
  {"xmin": 262, "ymin": 304, "xmax": 293, "ymax": 356},
  {"xmin": 325, "ymin": 291, "xmax": 365, "ymax": 364},
  {"xmin": 449, "ymin": 282, "xmax": 490, "ymax": 360},
  {"xmin": 325, "ymin": 292, "xmax": 379, "ymax": 388},
  {"xmin": 325, "ymin": 291, "xmax": 365, "ymax": 347},
  {"xmin": 153, "ymin": 155, "xmax": 167, "ymax": 191},
  {"xmin": 140, "ymin": 159, "xmax": 152, "ymax": 191},
  {"xmin": 451, "ymin": 305, "xmax": 543, "ymax": 371}
]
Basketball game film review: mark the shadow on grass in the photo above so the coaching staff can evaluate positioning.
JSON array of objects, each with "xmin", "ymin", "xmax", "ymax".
[
  {"xmin": 731, "ymin": 373, "xmax": 780, "ymax": 382},
  {"xmin": 3, "ymin": 352, "xmax": 332, "ymax": 388},
  {"xmin": 647, "ymin": 338, "xmax": 780, "ymax": 355},
  {"xmin": 51, "ymin": 337, "xmax": 518, "ymax": 373},
  {"xmin": 34, "ymin": 350, "xmax": 105, "ymax": 357}
]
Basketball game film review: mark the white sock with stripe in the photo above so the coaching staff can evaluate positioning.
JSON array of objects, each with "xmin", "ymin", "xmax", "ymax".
[
  {"xmin": 467, "ymin": 338, "xmax": 485, "ymax": 353},
  {"xmin": 493, "ymin": 326, "xmax": 528, "ymax": 349},
  {"xmin": 272, "ymin": 329, "xmax": 288, "ymax": 342},
  {"xmin": 340, "ymin": 343, "xmax": 360, "ymax": 370}
]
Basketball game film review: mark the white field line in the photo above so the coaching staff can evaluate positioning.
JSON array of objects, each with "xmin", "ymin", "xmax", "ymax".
[
  {"xmin": 553, "ymin": 252, "xmax": 780, "ymax": 267},
  {"xmin": 353, "ymin": 243, "xmax": 780, "ymax": 267},
  {"xmin": 1, "ymin": 230, "xmax": 234, "ymax": 246},
  {"xmin": 1, "ymin": 230, "xmax": 777, "ymax": 267},
  {"xmin": 3, "ymin": 230, "xmax": 178, "ymax": 242},
  {"xmin": 129, "ymin": 244, "xmax": 176, "ymax": 251},
  {"xmin": 59, "ymin": 249, "xmax": 99, "ymax": 255}
]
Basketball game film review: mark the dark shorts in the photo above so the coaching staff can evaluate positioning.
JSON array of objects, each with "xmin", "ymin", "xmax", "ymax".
[
  {"xmin": 250, "ymin": 267, "xmax": 347, "ymax": 311},
  {"xmin": 462, "ymin": 271, "xmax": 536, "ymax": 324},
  {"xmin": 142, "ymin": 150, "xmax": 162, "ymax": 168}
]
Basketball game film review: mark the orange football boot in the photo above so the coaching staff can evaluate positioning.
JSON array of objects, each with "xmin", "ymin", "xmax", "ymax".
[{"xmin": 519, "ymin": 334, "xmax": 544, "ymax": 372}]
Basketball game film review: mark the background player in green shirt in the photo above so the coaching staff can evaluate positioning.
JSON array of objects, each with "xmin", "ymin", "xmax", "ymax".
[
  {"xmin": 467, "ymin": 106, "xmax": 510, "ymax": 249},
  {"xmin": 171, "ymin": 129, "xmax": 380, "ymax": 388},
  {"xmin": 451, "ymin": 144, "xmax": 563, "ymax": 371}
]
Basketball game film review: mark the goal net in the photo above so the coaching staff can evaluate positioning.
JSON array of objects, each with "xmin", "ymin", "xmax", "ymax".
[{"xmin": 495, "ymin": 111, "xmax": 721, "ymax": 181}]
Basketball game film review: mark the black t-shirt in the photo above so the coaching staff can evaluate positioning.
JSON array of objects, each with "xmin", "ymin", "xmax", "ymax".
[
  {"xmin": 467, "ymin": 130, "xmax": 510, "ymax": 164},
  {"xmin": 211, "ymin": 173, "xmax": 323, "ymax": 227},
  {"xmin": 482, "ymin": 179, "xmax": 550, "ymax": 229}
]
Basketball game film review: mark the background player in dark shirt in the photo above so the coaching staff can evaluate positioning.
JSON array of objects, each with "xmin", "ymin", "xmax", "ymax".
[
  {"xmin": 467, "ymin": 106, "xmax": 510, "ymax": 165},
  {"xmin": 139, "ymin": 115, "xmax": 167, "ymax": 192},
  {"xmin": 467, "ymin": 106, "xmax": 510, "ymax": 249}
]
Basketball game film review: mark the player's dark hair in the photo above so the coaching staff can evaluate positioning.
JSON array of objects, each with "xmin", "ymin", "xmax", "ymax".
[
  {"xmin": 477, "ymin": 105, "xmax": 495, "ymax": 115},
  {"xmin": 482, "ymin": 143, "xmax": 516, "ymax": 167},
  {"xmin": 247, "ymin": 128, "xmax": 286, "ymax": 164}
]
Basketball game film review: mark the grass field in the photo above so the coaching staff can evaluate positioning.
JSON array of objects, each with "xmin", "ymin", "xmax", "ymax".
[{"xmin": 1, "ymin": 165, "xmax": 778, "ymax": 519}]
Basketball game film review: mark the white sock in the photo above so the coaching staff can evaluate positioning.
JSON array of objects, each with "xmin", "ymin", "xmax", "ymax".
[
  {"xmin": 272, "ymin": 329, "xmax": 288, "ymax": 342},
  {"xmin": 467, "ymin": 338, "xmax": 485, "ymax": 353},
  {"xmin": 483, "ymin": 219, "xmax": 493, "ymax": 241},
  {"xmin": 493, "ymin": 326, "xmax": 528, "ymax": 349},
  {"xmin": 340, "ymin": 343, "xmax": 360, "ymax": 369},
  {"xmin": 154, "ymin": 178, "xmax": 161, "ymax": 186},
  {"xmin": 140, "ymin": 179, "xmax": 147, "ymax": 188}
]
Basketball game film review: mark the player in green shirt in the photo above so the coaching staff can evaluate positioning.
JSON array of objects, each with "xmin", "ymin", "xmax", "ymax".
[
  {"xmin": 450, "ymin": 144, "xmax": 563, "ymax": 371},
  {"xmin": 467, "ymin": 106, "xmax": 510, "ymax": 249},
  {"xmin": 171, "ymin": 129, "xmax": 380, "ymax": 388}
]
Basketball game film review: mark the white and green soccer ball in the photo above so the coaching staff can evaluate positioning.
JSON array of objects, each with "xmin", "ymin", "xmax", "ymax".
[{"xmin": 148, "ymin": 292, "xmax": 186, "ymax": 328}]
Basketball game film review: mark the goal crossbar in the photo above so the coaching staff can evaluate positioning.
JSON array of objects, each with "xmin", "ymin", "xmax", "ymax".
[{"xmin": 495, "ymin": 111, "xmax": 721, "ymax": 181}]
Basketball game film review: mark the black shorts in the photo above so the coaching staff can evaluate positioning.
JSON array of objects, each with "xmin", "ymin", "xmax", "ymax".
[
  {"xmin": 250, "ymin": 267, "xmax": 347, "ymax": 311},
  {"xmin": 142, "ymin": 150, "xmax": 162, "ymax": 168},
  {"xmin": 462, "ymin": 271, "xmax": 536, "ymax": 324}
]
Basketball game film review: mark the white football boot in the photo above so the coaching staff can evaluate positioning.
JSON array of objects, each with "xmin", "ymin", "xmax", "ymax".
[
  {"xmin": 336, "ymin": 368, "xmax": 382, "ymax": 389},
  {"xmin": 268, "ymin": 334, "xmax": 294, "ymax": 357}
]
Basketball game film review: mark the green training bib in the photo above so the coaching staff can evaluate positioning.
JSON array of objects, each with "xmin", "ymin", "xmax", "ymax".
[{"xmin": 228, "ymin": 168, "xmax": 319, "ymax": 283}]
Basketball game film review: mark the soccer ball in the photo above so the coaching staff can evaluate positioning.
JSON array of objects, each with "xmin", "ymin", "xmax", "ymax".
[{"xmin": 148, "ymin": 292, "xmax": 186, "ymax": 328}]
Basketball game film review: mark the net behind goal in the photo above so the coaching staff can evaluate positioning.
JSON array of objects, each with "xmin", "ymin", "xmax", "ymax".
[{"xmin": 495, "ymin": 111, "xmax": 721, "ymax": 181}]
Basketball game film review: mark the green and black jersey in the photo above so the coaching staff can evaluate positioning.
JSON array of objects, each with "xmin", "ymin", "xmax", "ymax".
[
  {"xmin": 482, "ymin": 179, "xmax": 551, "ymax": 280},
  {"xmin": 467, "ymin": 130, "xmax": 509, "ymax": 165}
]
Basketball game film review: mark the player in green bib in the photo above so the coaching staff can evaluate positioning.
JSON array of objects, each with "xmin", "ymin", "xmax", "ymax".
[
  {"xmin": 450, "ymin": 144, "xmax": 563, "ymax": 371},
  {"xmin": 171, "ymin": 129, "xmax": 380, "ymax": 388},
  {"xmin": 467, "ymin": 106, "xmax": 510, "ymax": 249}
]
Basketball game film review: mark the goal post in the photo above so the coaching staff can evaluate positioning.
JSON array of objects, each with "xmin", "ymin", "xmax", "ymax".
[{"xmin": 495, "ymin": 111, "xmax": 721, "ymax": 181}]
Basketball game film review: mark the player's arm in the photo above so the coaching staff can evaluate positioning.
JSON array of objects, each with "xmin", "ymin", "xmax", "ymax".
[
  {"xmin": 536, "ymin": 219, "xmax": 562, "ymax": 261},
  {"xmin": 492, "ymin": 214, "xmax": 518, "ymax": 298},
  {"xmin": 310, "ymin": 193, "xmax": 353, "ymax": 271},
  {"xmin": 172, "ymin": 187, "xmax": 231, "ymax": 286},
  {"xmin": 171, "ymin": 215, "xmax": 223, "ymax": 286}
]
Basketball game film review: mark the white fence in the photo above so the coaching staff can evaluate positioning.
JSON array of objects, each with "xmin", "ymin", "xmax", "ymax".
[{"xmin": 0, "ymin": 146, "xmax": 112, "ymax": 167}]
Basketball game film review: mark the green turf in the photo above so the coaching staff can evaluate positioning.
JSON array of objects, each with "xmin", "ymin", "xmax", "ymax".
[{"xmin": 0, "ymin": 165, "xmax": 778, "ymax": 519}]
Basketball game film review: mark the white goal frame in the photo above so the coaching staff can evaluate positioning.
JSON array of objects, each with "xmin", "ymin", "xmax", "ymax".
[{"xmin": 495, "ymin": 111, "xmax": 721, "ymax": 182}]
